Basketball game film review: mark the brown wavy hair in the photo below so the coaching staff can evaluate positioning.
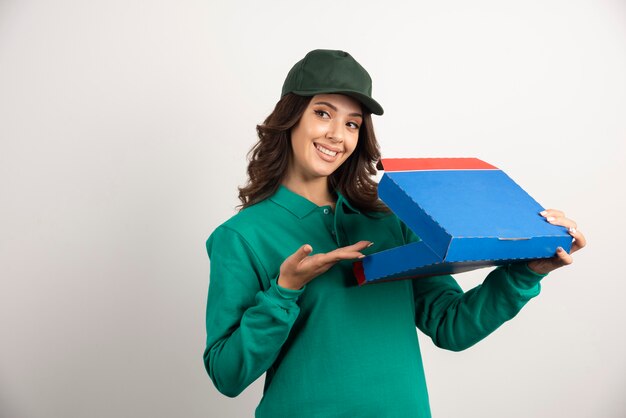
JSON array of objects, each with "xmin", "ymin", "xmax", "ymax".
[{"xmin": 237, "ymin": 93, "xmax": 389, "ymax": 213}]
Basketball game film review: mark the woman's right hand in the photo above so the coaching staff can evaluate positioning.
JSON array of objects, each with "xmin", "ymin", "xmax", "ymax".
[{"xmin": 277, "ymin": 241, "xmax": 373, "ymax": 290}]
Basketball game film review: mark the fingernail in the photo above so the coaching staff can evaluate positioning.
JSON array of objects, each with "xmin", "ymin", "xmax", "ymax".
[
  {"xmin": 557, "ymin": 247, "xmax": 564, "ymax": 253},
  {"xmin": 358, "ymin": 254, "xmax": 366, "ymax": 259},
  {"xmin": 568, "ymin": 227, "xmax": 577, "ymax": 234},
  {"xmin": 539, "ymin": 210, "xmax": 547, "ymax": 216},
  {"xmin": 367, "ymin": 242, "xmax": 374, "ymax": 248},
  {"xmin": 547, "ymin": 217, "xmax": 556, "ymax": 222}
]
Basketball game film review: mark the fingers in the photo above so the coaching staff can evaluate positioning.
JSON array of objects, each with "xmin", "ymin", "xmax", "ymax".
[
  {"xmin": 306, "ymin": 241, "xmax": 371, "ymax": 269},
  {"xmin": 298, "ymin": 244, "xmax": 313, "ymax": 260},
  {"xmin": 325, "ymin": 241, "xmax": 373, "ymax": 262},
  {"xmin": 286, "ymin": 244, "xmax": 313, "ymax": 267},
  {"xmin": 530, "ymin": 208, "xmax": 587, "ymax": 273},
  {"xmin": 287, "ymin": 241, "xmax": 372, "ymax": 271},
  {"xmin": 540, "ymin": 209, "xmax": 577, "ymax": 229},
  {"xmin": 569, "ymin": 227, "xmax": 587, "ymax": 253},
  {"xmin": 527, "ymin": 246, "xmax": 574, "ymax": 274},
  {"xmin": 539, "ymin": 208, "xmax": 587, "ymax": 254},
  {"xmin": 342, "ymin": 240, "xmax": 373, "ymax": 252},
  {"xmin": 555, "ymin": 246, "xmax": 574, "ymax": 265},
  {"xmin": 540, "ymin": 208, "xmax": 565, "ymax": 218}
]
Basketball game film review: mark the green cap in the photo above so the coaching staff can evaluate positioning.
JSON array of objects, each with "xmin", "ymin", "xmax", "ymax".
[{"xmin": 281, "ymin": 49, "xmax": 384, "ymax": 115}]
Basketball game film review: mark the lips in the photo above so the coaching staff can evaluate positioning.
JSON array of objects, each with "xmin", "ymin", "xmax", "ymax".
[{"xmin": 314, "ymin": 142, "xmax": 342, "ymax": 157}]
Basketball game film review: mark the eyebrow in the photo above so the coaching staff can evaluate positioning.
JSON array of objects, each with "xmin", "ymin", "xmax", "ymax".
[{"xmin": 314, "ymin": 101, "xmax": 363, "ymax": 118}]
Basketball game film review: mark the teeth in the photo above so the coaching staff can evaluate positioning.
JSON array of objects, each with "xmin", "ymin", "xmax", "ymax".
[{"xmin": 315, "ymin": 144, "xmax": 338, "ymax": 157}]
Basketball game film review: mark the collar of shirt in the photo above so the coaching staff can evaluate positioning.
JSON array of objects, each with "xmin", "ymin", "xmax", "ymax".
[{"xmin": 270, "ymin": 184, "xmax": 361, "ymax": 219}]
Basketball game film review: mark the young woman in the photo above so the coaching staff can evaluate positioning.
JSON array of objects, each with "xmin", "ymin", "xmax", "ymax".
[{"xmin": 203, "ymin": 49, "xmax": 586, "ymax": 417}]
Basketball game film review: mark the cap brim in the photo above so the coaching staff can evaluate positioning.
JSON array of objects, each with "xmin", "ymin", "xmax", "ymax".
[{"xmin": 290, "ymin": 88, "xmax": 384, "ymax": 115}]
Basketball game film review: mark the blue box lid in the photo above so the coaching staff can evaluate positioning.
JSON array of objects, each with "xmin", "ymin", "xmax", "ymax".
[{"xmin": 354, "ymin": 158, "xmax": 572, "ymax": 285}]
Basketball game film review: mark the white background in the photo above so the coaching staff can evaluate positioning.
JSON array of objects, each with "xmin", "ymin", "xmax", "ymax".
[{"xmin": 1, "ymin": 0, "xmax": 625, "ymax": 417}]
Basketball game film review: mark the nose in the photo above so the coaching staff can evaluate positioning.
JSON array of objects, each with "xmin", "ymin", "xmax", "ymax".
[{"xmin": 325, "ymin": 119, "xmax": 343, "ymax": 143}]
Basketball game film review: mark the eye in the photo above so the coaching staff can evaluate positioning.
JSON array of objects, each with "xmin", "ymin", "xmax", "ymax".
[
  {"xmin": 347, "ymin": 121, "xmax": 360, "ymax": 129},
  {"xmin": 314, "ymin": 110, "xmax": 330, "ymax": 118}
]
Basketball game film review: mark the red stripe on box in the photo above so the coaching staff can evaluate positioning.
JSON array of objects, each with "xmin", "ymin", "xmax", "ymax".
[
  {"xmin": 381, "ymin": 158, "xmax": 498, "ymax": 172},
  {"xmin": 353, "ymin": 261, "xmax": 366, "ymax": 286}
]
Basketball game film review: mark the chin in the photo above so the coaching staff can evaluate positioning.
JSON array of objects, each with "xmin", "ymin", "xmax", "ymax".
[{"xmin": 312, "ymin": 162, "xmax": 343, "ymax": 178}]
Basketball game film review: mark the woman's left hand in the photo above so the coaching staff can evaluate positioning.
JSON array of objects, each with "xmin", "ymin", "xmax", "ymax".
[{"xmin": 526, "ymin": 208, "xmax": 587, "ymax": 275}]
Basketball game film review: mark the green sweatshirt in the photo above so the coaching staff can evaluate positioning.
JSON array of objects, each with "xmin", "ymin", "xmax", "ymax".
[{"xmin": 204, "ymin": 185, "xmax": 547, "ymax": 417}]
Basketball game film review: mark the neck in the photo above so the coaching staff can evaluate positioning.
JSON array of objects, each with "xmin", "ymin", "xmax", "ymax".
[{"xmin": 282, "ymin": 173, "xmax": 335, "ymax": 209}]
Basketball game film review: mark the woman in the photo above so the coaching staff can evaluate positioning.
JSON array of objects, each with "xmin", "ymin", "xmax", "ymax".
[{"xmin": 203, "ymin": 49, "xmax": 586, "ymax": 417}]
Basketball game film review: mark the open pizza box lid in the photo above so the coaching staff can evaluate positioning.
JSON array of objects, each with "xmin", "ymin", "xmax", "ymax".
[{"xmin": 353, "ymin": 158, "xmax": 572, "ymax": 285}]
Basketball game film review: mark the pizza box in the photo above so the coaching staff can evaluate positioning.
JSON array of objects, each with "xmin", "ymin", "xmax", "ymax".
[{"xmin": 353, "ymin": 158, "xmax": 572, "ymax": 285}]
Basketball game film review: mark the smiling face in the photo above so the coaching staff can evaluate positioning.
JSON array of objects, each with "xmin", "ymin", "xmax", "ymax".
[{"xmin": 287, "ymin": 94, "xmax": 363, "ymax": 183}]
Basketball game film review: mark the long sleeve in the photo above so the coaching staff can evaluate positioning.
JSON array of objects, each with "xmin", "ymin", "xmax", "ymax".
[
  {"xmin": 399, "ymin": 219, "xmax": 548, "ymax": 352},
  {"xmin": 203, "ymin": 225, "xmax": 304, "ymax": 397},
  {"xmin": 412, "ymin": 263, "xmax": 546, "ymax": 351}
]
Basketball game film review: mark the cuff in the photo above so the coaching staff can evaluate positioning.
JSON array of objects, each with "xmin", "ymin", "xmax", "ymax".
[
  {"xmin": 504, "ymin": 262, "xmax": 547, "ymax": 294},
  {"xmin": 264, "ymin": 276, "xmax": 306, "ymax": 310}
]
